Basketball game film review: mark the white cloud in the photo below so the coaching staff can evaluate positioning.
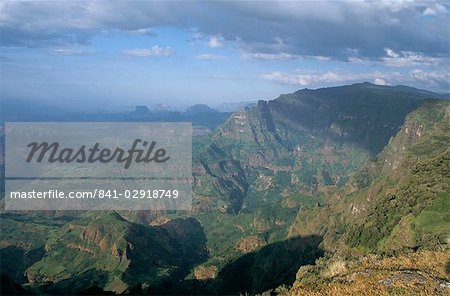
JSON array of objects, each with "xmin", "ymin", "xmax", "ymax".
[
  {"xmin": 242, "ymin": 52, "xmax": 299, "ymax": 61},
  {"xmin": 208, "ymin": 36, "xmax": 223, "ymax": 48},
  {"xmin": 260, "ymin": 69, "xmax": 399, "ymax": 87},
  {"xmin": 435, "ymin": 3, "xmax": 447, "ymax": 13},
  {"xmin": 261, "ymin": 68, "xmax": 449, "ymax": 91},
  {"xmin": 123, "ymin": 45, "xmax": 174, "ymax": 57},
  {"xmin": 261, "ymin": 70, "xmax": 366, "ymax": 86},
  {"xmin": 195, "ymin": 54, "xmax": 225, "ymax": 60},
  {"xmin": 422, "ymin": 7, "xmax": 437, "ymax": 16},
  {"xmin": 384, "ymin": 48, "xmax": 400, "ymax": 58},
  {"xmin": 242, "ymin": 52, "xmax": 331, "ymax": 62},
  {"xmin": 311, "ymin": 56, "xmax": 332, "ymax": 62},
  {"xmin": 374, "ymin": 78, "xmax": 389, "ymax": 85},
  {"xmin": 422, "ymin": 3, "xmax": 447, "ymax": 16},
  {"xmin": 374, "ymin": 0, "xmax": 417, "ymax": 12},
  {"xmin": 409, "ymin": 69, "xmax": 450, "ymax": 88},
  {"xmin": 347, "ymin": 56, "xmax": 370, "ymax": 64},
  {"xmin": 52, "ymin": 48, "xmax": 87, "ymax": 56},
  {"xmin": 382, "ymin": 48, "xmax": 447, "ymax": 67},
  {"xmin": 129, "ymin": 28, "xmax": 154, "ymax": 35}
]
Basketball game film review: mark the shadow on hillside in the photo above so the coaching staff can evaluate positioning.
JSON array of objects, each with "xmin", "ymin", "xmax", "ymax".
[
  {"xmin": 214, "ymin": 234, "xmax": 324, "ymax": 295},
  {"xmin": 123, "ymin": 217, "xmax": 209, "ymax": 285},
  {"xmin": 267, "ymin": 87, "xmax": 425, "ymax": 156},
  {"xmin": 0, "ymin": 273, "xmax": 35, "ymax": 295},
  {"xmin": 36, "ymin": 269, "xmax": 111, "ymax": 295},
  {"xmin": 156, "ymin": 234, "xmax": 324, "ymax": 295},
  {"xmin": 0, "ymin": 246, "xmax": 45, "ymax": 284}
]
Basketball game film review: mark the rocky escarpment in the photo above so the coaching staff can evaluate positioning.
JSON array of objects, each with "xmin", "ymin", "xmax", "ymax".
[
  {"xmin": 193, "ymin": 83, "xmax": 437, "ymax": 214},
  {"xmin": 286, "ymin": 100, "xmax": 450, "ymax": 294}
]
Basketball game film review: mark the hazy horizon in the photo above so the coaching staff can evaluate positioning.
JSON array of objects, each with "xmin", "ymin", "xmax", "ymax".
[{"xmin": 2, "ymin": 81, "xmax": 448, "ymax": 115}]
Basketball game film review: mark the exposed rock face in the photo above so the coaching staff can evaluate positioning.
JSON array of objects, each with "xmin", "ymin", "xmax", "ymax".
[
  {"xmin": 236, "ymin": 235, "xmax": 265, "ymax": 253},
  {"xmin": 194, "ymin": 265, "xmax": 218, "ymax": 280}
]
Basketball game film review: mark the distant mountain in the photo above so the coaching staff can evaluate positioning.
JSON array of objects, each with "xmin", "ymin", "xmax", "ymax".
[
  {"xmin": 129, "ymin": 105, "xmax": 151, "ymax": 117},
  {"xmin": 214, "ymin": 101, "xmax": 256, "ymax": 112},
  {"xmin": 1, "ymin": 102, "xmax": 230, "ymax": 130},
  {"xmin": 184, "ymin": 104, "xmax": 219, "ymax": 115},
  {"xmin": 151, "ymin": 103, "xmax": 172, "ymax": 113}
]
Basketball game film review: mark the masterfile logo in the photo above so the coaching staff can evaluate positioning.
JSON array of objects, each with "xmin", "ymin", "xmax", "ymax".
[
  {"xmin": 26, "ymin": 139, "xmax": 170, "ymax": 169},
  {"xmin": 5, "ymin": 122, "xmax": 192, "ymax": 211}
]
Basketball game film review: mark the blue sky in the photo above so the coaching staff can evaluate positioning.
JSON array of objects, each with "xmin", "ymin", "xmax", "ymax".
[{"xmin": 0, "ymin": 1, "xmax": 449, "ymax": 110}]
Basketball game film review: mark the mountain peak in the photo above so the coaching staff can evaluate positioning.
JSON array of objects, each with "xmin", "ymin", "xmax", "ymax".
[
  {"xmin": 184, "ymin": 104, "xmax": 218, "ymax": 115},
  {"xmin": 131, "ymin": 105, "xmax": 151, "ymax": 117}
]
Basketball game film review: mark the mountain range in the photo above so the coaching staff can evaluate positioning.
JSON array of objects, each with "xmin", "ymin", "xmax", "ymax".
[{"xmin": 1, "ymin": 82, "xmax": 449, "ymax": 295}]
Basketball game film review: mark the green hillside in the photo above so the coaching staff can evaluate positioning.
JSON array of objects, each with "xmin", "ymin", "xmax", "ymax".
[
  {"xmin": 287, "ymin": 100, "xmax": 449, "ymax": 294},
  {"xmin": 289, "ymin": 99, "xmax": 449, "ymax": 252}
]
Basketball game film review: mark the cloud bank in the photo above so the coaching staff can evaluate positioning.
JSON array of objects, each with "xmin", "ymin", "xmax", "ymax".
[
  {"xmin": 123, "ymin": 45, "xmax": 174, "ymax": 57},
  {"xmin": 261, "ymin": 69, "xmax": 450, "ymax": 90},
  {"xmin": 1, "ymin": 1, "xmax": 448, "ymax": 62}
]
